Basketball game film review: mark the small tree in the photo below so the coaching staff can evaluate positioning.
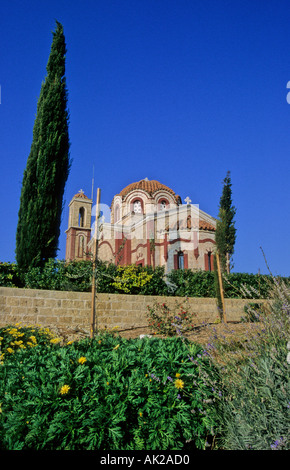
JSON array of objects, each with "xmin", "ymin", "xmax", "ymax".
[
  {"xmin": 215, "ymin": 171, "xmax": 236, "ymax": 273},
  {"xmin": 16, "ymin": 21, "xmax": 70, "ymax": 271}
]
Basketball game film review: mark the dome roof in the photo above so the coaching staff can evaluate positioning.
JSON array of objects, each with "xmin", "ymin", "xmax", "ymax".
[
  {"xmin": 73, "ymin": 189, "xmax": 89, "ymax": 199},
  {"xmin": 116, "ymin": 178, "xmax": 181, "ymax": 203}
]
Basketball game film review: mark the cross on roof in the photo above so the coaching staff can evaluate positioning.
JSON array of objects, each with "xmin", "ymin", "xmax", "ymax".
[{"xmin": 184, "ymin": 196, "xmax": 191, "ymax": 204}]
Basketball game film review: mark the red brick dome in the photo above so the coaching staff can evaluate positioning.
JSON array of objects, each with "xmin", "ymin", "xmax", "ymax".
[
  {"xmin": 73, "ymin": 189, "xmax": 89, "ymax": 199},
  {"xmin": 117, "ymin": 178, "xmax": 181, "ymax": 203}
]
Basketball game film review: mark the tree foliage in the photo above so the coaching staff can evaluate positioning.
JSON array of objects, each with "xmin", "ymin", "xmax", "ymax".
[
  {"xmin": 215, "ymin": 171, "xmax": 236, "ymax": 273},
  {"xmin": 16, "ymin": 21, "xmax": 70, "ymax": 271}
]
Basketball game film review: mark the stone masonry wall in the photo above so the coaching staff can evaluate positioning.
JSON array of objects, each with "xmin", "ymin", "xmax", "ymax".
[{"xmin": 0, "ymin": 287, "xmax": 270, "ymax": 336}]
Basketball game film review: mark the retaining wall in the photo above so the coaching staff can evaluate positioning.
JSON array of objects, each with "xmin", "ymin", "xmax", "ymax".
[{"xmin": 0, "ymin": 287, "xmax": 269, "ymax": 334}]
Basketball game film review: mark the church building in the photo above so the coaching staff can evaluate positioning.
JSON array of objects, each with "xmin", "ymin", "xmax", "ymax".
[{"xmin": 65, "ymin": 178, "xmax": 216, "ymax": 272}]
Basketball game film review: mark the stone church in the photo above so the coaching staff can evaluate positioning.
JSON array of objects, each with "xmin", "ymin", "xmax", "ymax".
[{"xmin": 65, "ymin": 178, "xmax": 216, "ymax": 272}]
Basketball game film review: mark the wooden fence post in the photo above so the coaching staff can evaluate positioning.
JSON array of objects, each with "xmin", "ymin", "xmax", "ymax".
[
  {"xmin": 90, "ymin": 188, "xmax": 101, "ymax": 338},
  {"xmin": 216, "ymin": 252, "xmax": 227, "ymax": 323}
]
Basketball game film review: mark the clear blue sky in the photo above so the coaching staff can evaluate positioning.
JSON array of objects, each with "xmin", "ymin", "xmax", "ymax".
[{"xmin": 1, "ymin": 0, "xmax": 290, "ymax": 276}]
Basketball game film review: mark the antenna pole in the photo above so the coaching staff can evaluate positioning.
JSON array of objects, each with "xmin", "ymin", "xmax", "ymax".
[{"xmin": 91, "ymin": 165, "xmax": 95, "ymax": 200}]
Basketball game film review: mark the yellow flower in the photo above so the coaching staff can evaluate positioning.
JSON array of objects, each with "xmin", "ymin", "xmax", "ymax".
[
  {"xmin": 29, "ymin": 336, "xmax": 37, "ymax": 343},
  {"xmin": 60, "ymin": 385, "xmax": 70, "ymax": 395},
  {"xmin": 113, "ymin": 344, "xmax": 120, "ymax": 350},
  {"xmin": 106, "ymin": 382, "xmax": 110, "ymax": 385},
  {"xmin": 139, "ymin": 412, "xmax": 143, "ymax": 417},
  {"xmin": 66, "ymin": 340, "xmax": 73, "ymax": 345},
  {"xmin": 175, "ymin": 373, "xmax": 181, "ymax": 378},
  {"xmin": 174, "ymin": 379, "xmax": 184, "ymax": 389},
  {"xmin": 7, "ymin": 348, "xmax": 14, "ymax": 354},
  {"xmin": 50, "ymin": 338, "xmax": 61, "ymax": 344},
  {"xmin": 78, "ymin": 357, "xmax": 87, "ymax": 364}
]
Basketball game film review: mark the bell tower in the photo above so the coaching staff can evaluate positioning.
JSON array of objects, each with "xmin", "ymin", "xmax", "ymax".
[{"xmin": 65, "ymin": 189, "xmax": 92, "ymax": 261}]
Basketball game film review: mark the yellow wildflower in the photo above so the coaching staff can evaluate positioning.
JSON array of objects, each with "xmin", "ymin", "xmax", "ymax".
[
  {"xmin": 50, "ymin": 338, "xmax": 61, "ymax": 344},
  {"xmin": 106, "ymin": 382, "xmax": 110, "ymax": 386},
  {"xmin": 175, "ymin": 373, "xmax": 181, "ymax": 378},
  {"xmin": 78, "ymin": 357, "xmax": 87, "ymax": 364},
  {"xmin": 29, "ymin": 336, "xmax": 37, "ymax": 344},
  {"xmin": 7, "ymin": 348, "xmax": 14, "ymax": 354},
  {"xmin": 113, "ymin": 344, "xmax": 120, "ymax": 350},
  {"xmin": 139, "ymin": 412, "xmax": 143, "ymax": 417},
  {"xmin": 174, "ymin": 379, "xmax": 184, "ymax": 389},
  {"xmin": 60, "ymin": 385, "xmax": 70, "ymax": 395}
]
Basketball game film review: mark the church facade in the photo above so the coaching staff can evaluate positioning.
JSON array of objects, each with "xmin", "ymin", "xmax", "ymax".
[{"xmin": 65, "ymin": 178, "xmax": 216, "ymax": 272}]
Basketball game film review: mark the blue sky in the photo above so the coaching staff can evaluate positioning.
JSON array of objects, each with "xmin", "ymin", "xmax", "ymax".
[{"xmin": 1, "ymin": 0, "xmax": 290, "ymax": 276}]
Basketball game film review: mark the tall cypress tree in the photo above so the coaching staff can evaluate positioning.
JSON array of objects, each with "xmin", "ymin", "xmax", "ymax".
[
  {"xmin": 16, "ymin": 21, "xmax": 70, "ymax": 270},
  {"xmin": 215, "ymin": 171, "xmax": 236, "ymax": 273}
]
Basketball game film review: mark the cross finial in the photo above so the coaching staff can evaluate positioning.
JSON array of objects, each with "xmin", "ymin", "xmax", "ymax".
[
  {"xmin": 184, "ymin": 196, "xmax": 191, "ymax": 205},
  {"xmin": 79, "ymin": 189, "xmax": 84, "ymax": 194}
]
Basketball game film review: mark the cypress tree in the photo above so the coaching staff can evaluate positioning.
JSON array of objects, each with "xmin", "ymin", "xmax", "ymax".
[
  {"xmin": 215, "ymin": 171, "xmax": 236, "ymax": 273},
  {"xmin": 16, "ymin": 21, "xmax": 70, "ymax": 270}
]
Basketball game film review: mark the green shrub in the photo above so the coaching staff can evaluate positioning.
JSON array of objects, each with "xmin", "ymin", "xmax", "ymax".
[
  {"xmin": 206, "ymin": 276, "xmax": 290, "ymax": 450},
  {"xmin": 241, "ymin": 302, "xmax": 265, "ymax": 323},
  {"xmin": 216, "ymin": 343, "xmax": 290, "ymax": 450},
  {"xmin": 0, "ymin": 263, "xmax": 23, "ymax": 288},
  {"xmin": 167, "ymin": 270, "xmax": 216, "ymax": 297},
  {"xmin": 0, "ymin": 324, "xmax": 61, "ymax": 362},
  {"xmin": 0, "ymin": 332, "xmax": 218, "ymax": 450},
  {"xmin": 1, "ymin": 260, "xmax": 289, "ymax": 298},
  {"xmin": 24, "ymin": 259, "xmax": 93, "ymax": 292},
  {"xmin": 146, "ymin": 298, "xmax": 197, "ymax": 336}
]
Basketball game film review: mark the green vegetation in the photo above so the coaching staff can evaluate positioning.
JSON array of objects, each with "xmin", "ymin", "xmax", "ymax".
[
  {"xmin": 15, "ymin": 21, "xmax": 70, "ymax": 271},
  {"xmin": 207, "ymin": 277, "xmax": 290, "ymax": 450},
  {"xmin": 1, "ymin": 259, "xmax": 288, "ymax": 299},
  {"xmin": 146, "ymin": 298, "xmax": 197, "ymax": 336},
  {"xmin": 0, "ymin": 329, "xmax": 218, "ymax": 450},
  {"xmin": 215, "ymin": 171, "xmax": 236, "ymax": 273},
  {"xmin": 0, "ymin": 275, "xmax": 289, "ymax": 450}
]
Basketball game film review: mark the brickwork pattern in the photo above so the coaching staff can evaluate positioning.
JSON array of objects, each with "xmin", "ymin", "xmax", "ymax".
[{"xmin": 0, "ymin": 287, "xmax": 270, "ymax": 334}]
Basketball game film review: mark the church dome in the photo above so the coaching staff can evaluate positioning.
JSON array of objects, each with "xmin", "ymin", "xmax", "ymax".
[
  {"xmin": 117, "ymin": 178, "xmax": 181, "ymax": 203},
  {"xmin": 73, "ymin": 189, "xmax": 89, "ymax": 199}
]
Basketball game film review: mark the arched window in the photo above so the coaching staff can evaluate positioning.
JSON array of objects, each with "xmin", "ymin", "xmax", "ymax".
[
  {"xmin": 208, "ymin": 252, "xmax": 212, "ymax": 272},
  {"xmin": 133, "ymin": 200, "xmax": 142, "ymax": 214},
  {"xmin": 79, "ymin": 207, "xmax": 85, "ymax": 227},
  {"xmin": 178, "ymin": 251, "xmax": 184, "ymax": 269},
  {"xmin": 78, "ymin": 235, "xmax": 85, "ymax": 257},
  {"xmin": 159, "ymin": 199, "xmax": 168, "ymax": 211},
  {"xmin": 114, "ymin": 205, "xmax": 120, "ymax": 222}
]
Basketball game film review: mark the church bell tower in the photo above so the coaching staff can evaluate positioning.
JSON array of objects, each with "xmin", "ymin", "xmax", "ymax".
[{"xmin": 65, "ymin": 189, "xmax": 92, "ymax": 261}]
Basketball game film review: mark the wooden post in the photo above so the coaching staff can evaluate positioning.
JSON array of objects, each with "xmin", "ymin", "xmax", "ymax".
[
  {"xmin": 216, "ymin": 252, "xmax": 227, "ymax": 323},
  {"xmin": 90, "ymin": 188, "xmax": 101, "ymax": 338}
]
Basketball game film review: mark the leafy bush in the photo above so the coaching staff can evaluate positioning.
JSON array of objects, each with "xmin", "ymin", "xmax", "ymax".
[
  {"xmin": 206, "ymin": 276, "xmax": 290, "ymax": 450},
  {"xmin": 0, "ymin": 324, "xmax": 61, "ymax": 363},
  {"xmin": 0, "ymin": 263, "xmax": 24, "ymax": 288},
  {"xmin": 167, "ymin": 270, "xmax": 216, "ymax": 297},
  {"xmin": 1, "ymin": 259, "xmax": 289, "ymax": 298},
  {"xmin": 24, "ymin": 259, "xmax": 93, "ymax": 292},
  {"xmin": 217, "ymin": 344, "xmax": 290, "ymax": 450},
  {"xmin": 146, "ymin": 298, "xmax": 197, "ymax": 336},
  {"xmin": 0, "ymin": 331, "xmax": 218, "ymax": 450},
  {"xmin": 241, "ymin": 302, "xmax": 265, "ymax": 323},
  {"xmin": 112, "ymin": 264, "xmax": 153, "ymax": 294}
]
